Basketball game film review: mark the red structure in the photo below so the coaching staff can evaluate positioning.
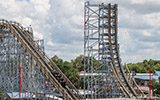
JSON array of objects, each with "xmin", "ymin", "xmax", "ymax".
[
  {"xmin": 17, "ymin": 66, "xmax": 24, "ymax": 100},
  {"xmin": 148, "ymin": 69, "xmax": 151, "ymax": 100}
]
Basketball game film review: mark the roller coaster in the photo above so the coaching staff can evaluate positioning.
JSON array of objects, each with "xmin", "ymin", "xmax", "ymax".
[
  {"xmin": 0, "ymin": 19, "xmax": 83, "ymax": 100},
  {"xmin": 0, "ymin": 2, "xmax": 146, "ymax": 100},
  {"xmin": 84, "ymin": 2, "xmax": 145, "ymax": 99}
]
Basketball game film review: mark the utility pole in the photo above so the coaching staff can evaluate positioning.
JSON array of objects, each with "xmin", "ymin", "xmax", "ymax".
[
  {"xmin": 17, "ymin": 66, "xmax": 24, "ymax": 100},
  {"xmin": 148, "ymin": 69, "xmax": 151, "ymax": 100}
]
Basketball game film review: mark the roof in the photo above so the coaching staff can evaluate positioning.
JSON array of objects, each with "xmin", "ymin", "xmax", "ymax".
[
  {"xmin": 79, "ymin": 72, "xmax": 106, "ymax": 77},
  {"xmin": 135, "ymin": 71, "xmax": 160, "ymax": 81},
  {"xmin": 135, "ymin": 75, "xmax": 159, "ymax": 81},
  {"xmin": 136, "ymin": 73, "xmax": 152, "ymax": 76}
]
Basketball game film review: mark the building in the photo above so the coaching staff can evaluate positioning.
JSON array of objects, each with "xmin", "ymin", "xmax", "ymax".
[
  {"xmin": 134, "ymin": 71, "xmax": 160, "ymax": 94},
  {"xmin": 135, "ymin": 71, "xmax": 160, "ymax": 86}
]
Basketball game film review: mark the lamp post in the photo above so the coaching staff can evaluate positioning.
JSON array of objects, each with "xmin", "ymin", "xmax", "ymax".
[
  {"xmin": 148, "ymin": 69, "xmax": 151, "ymax": 100},
  {"xmin": 17, "ymin": 66, "xmax": 24, "ymax": 100}
]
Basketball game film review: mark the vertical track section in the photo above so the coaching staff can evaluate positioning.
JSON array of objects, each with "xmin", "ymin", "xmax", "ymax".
[
  {"xmin": 0, "ymin": 19, "xmax": 83, "ymax": 100},
  {"xmin": 107, "ymin": 4, "xmax": 144, "ymax": 98},
  {"xmin": 84, "ymin": 2, "xmax": 145, "ymax": 99},
  {"xmin": 84, "ymin": 2, "xmax": 122, "ymax": 99},
  {"xmin": 106, "ymin": 3, "xmax": 133, "ymax": 98}
]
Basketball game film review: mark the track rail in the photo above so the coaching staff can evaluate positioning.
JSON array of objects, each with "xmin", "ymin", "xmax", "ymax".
[
  {"xmin": 0, "ymin": 19, "xmax": 83, "ymax": 100},
  {"xmin": 125, "ymin": 64, "xmax": 145, "ymax": 98},
  {"xmin": 106, "ymin": 4, "xmax": 132, "ymax": 98},
  {"xmin": 84, "ymin": 2, "xmax": 145, "ymax": 98},
  {"xmin": 106, "ymin": 4, "xmax": 144, "ymax": 98}
]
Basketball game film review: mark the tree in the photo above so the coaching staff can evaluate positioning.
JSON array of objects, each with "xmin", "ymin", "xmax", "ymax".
[
  {"xmin": 66, "ymin": 68, "xmax": 80, "ymax": 88},
  {"xmin": 148, "ymin": 78, "xmax": 160, "ymax": 96},
  {"xmin": 51, "ymin": 56, "xmax": 80, "ymax": 87},
  {"xmin": 153, "ymin": 64, "xmax": 160, "ymax": 71},
  {"xmin": 126, "ymin": 59, "xmax": 160, "ymax": 73},
  {"xmin": 143, "ymin": 59, "xmax": 148, "ymax": 68},
  {"xmin": 71, "ymin": 55, "xmax": 84, "ymax": 72},
  {"xmin": 148, "ymin": 59, "xmax": 154, "ymax": 67}
]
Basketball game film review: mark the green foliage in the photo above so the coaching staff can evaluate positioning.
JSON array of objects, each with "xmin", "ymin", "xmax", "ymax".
[
  {"xmin": 51, "ymin": 55, "xmax": 80, "ymax": 88},
  {"xmin": 71, "ymin": 55, "xmax": 99, "ymax": 72},
  {"xmin": 79, "ymin": 78, "xmax": 84, "ymax": 89},
  {"xmin": 0, "ymin": 89, "xmax": 3, "ymax": 100},
  {"xmin": 126, "ymin": 59, "xmax": 160, "ymax": 73},
  {"xmin": 148, "ymin": 78, "xmax": 160, "ymax": 96},
  {"xmin": 71, "ymin": 55, "xmax": 84, "ymax": 72},
  {"xmin": 66, "ymin": 68, "xmax": 80, "ymax": 87},
  {"xmin": 51, "ymin": 55, "xmax": 99, "ymax": 89}
]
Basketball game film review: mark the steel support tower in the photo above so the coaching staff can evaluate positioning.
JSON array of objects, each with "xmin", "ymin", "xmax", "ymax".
[
  {"xmin": 0, "ymin": 26, "xmax": 56, "ymax": 99},
  {"xmin": 84, "ymin": 2, "xmax": 121, "ymax": 99}
]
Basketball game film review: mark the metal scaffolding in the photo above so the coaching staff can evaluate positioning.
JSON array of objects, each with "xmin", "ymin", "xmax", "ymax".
[
  {"xmin": 0, "ymin": 26, "xmax": 56, "ymax": 99},
  {"xmin": 84, "ymin": 2, "xmax": 121, "ymax": 99},
  {"xmin": 0, "ymin": 1, "xmax": 146, "ymax": 98},
  {"xmin": 0, "ymin": 19, "xmax": 84, "ymax": 100}
]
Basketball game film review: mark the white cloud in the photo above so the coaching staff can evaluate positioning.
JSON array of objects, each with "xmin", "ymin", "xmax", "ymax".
[
  {"xmin": 70, "ymin": 15, "xmax": 83, "ymax": 26},
  {"xmin": 131, "ymin": 0, "xmax": 159, "ymax": 4},
  {"xmin": 142, "ymin": 30, "xmax": 151, "ymax": 36},
  {"xmin": 22, "ymin": 17, "xmax": 33, "ymax": 26},
  {"xmin": 131, "ymin": 0, "xmax": 147, "ymax": 4},
  {"xmin": 47, "ymin": 41, "xmax": 56, "ymax": 46},
  {"xmin": 33, "ymin": 31, "xmax": 43, "ymax": 39}
]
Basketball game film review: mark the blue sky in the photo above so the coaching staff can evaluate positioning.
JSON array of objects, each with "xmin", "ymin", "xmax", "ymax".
[{"xmin": 1, "ymin": 0, "xmax": 160, "ymax": 63}]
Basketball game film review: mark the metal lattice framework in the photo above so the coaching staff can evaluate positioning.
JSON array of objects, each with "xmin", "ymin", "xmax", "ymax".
[
  {"xmin": 0, "ymin": 19, "xmax": 83, "ymax": 100},
  {"xmin": 84, "ymin": 2, "xmax": 121, "ymax": 99},
  {"xmin": 0, "ymin": 27, "xmax": 56, "ymax": 99},
  {"xmin": 0, "ymin": 2, "xmax": 146, "ymax": 99},
  {"xmin": 84, "ymin": 2, "xmax": 145, "ymax": 99}
]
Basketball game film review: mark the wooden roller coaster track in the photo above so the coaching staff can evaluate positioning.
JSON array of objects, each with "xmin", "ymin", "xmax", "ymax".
[
  {"xmin": 106, "ymin": 4, "xmax": 144, "ymax": 98},
  {"xmin": 91, "ymin": 4, "xmax": 145, "ymax": 98},
  {"xmin": 0, "ymin": 17, "xmax": 145, "ymax": 99},
  {"xmin": 0, "ymin": 19, "xmax": 83, "ymax": 100}
]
